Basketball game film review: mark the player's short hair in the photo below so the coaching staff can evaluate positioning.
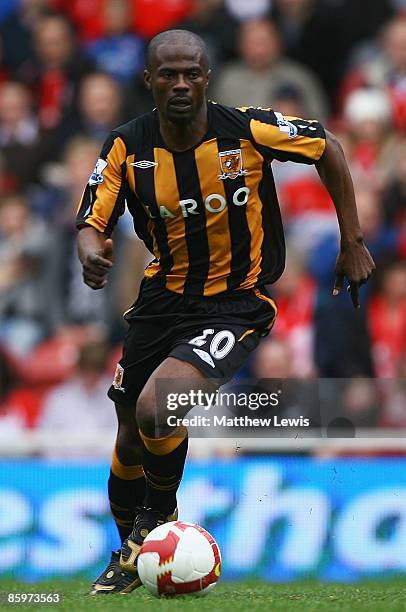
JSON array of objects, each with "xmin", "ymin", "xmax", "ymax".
[{"xmin": 146, "ymin": 29, "xmax": 209, "ymax": 71}]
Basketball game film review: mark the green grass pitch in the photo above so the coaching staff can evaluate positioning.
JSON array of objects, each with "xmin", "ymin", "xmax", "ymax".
[{"xmin": 1, "ymin": 579, "xmax": 406, "ymax": 611}]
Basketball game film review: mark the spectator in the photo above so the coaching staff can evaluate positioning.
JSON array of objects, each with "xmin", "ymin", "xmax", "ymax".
[
  {"xmin": 380, "ymin": 354, "xmax": 406, "ymax": 427},
  {"xmin": 86, "ymin": 0, "xmax": 144, "ymax": 85},
  {"xmin": 271, "ymin": 0, "xmax": 345, "ymax": 101},
  {"xmin": 212, "ymin": 18, "xmax": 328, "ymax": 119},
  {"xmin": 46, "ymin": 137, "xmax": 129, "ymax": 342},
  {"xmin": 125, "ymin": 70, "xmax": 155, "ymax": 121},
  {"xmin": 176, "ymin": 0, "xmax": 238, "ymax": 69},
  {"xmin": 50, "ymin": 0, "xmax": 104, "ymax": 42},
  {"xmin": 279, "ymin": 174, "xmax": 336, "ymax": 258},
  {"xmin": 355, "ymin": 188, "xmax": 399, "ymax": 263},
  {"xmin": 271, "ymin": 84, "xmax": 337, "ymax": 253},
  {"xmin": 46, "ymin": 137, "xmax": 109, "ymax": 330},
  {"xmin": 37, "ymin": 338, "xmax": 117, "ymax": 452},
  {"xmin": 55, "ymin": 72, "xmax": 124, "ymax": 151},
  {"xmin": 133, "ymin": 0, "xmax": 192, "ymax": 39},
  {"xmin": 340, "ymin": 15, "xmax": 406, "ymax": 132},
  {"xmin": 0, "ymin": 34, "xmax": 10, "ymax": 87},
  {"xmin": 382, "ymin": 137, "xmax": 406, "ymax": 238},
  {"xmin": 343, "ymin": 88, "xmax": 399, "ymax": 191},
  {"xmin": 0, "ymin": 193, "xmax": 51, "ymax": 355},
  {"xmin": 225, "ymin": 0, "xmax": 270, "ymax": 22},
  {"xmin": 0, "ymin": 81, "xmax": 51, "ymax": 188},
  {"xmin": 249, "ymin": 337, "xmax": 320, "ymax": 426},
  {"xmin": 17, "ymin": 11, "xmax": 95, "ymax": 130},
  {"xmin": 271, "ymin": 82, "xmax": 308, "ymax": 118},
  {"xmin": 308, "ymin": 187, "xmax": 396, "ymax": 378},
  {"xmin": 310, "ymin": 187, "xmax": 398, "ymax": 277},
  {"xmin": 338, "ymin": 378, "xmax": 381, "ymax": 427},
  {"xmin": 272, "ymin": 251, "xmax": 317, "ymax": 377},
  {"xmin": 321, "ymin": 378, "xmax": 382, "ymax": 435},
  {"xmin": 253, "ymin": 336, "xmax": 294, "ymax": 379},
  {"xmin": 76, "ymin": 72, "xmax": 124, "ymax": 138},
  {"xmin": 337, "ymin": 0, "xmax": 394, "ymax": 53},
  {"xmin": 368, "ymin": 260, "xmax": 406, "ymax": 378},
  {"xmin": 0, "ymin": 347, "xmax": 25, "ymax": 434},
  {"xmin": 0, "ymin": 0, "xmax": 50, "ymax": 72},
  {"xmin": 0, "ymin": 347, "xmax": 14, "ymax": 404},
  {"xmin": 53, "ymin": 136, "xmax": 103, "ymax": 223},
  {"xmin": 0, "ymin": 345, "xmax": 46, "ymax": 430}
]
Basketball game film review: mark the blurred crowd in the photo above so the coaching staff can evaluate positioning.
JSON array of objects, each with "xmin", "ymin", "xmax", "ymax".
[{"xmin": 0, "ymin": 0, "xmax": 406, "ymax": 436}]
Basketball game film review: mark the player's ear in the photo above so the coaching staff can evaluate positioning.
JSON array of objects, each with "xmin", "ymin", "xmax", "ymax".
[{"xmin": 144, "ymin": 69, "xmax": 151, "ymax": 90}]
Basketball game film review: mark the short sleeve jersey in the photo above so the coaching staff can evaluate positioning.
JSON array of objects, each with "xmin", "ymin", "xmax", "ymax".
[{"xmin": 76, "ymin": 102, "xmax": 326, "ymax": 296}]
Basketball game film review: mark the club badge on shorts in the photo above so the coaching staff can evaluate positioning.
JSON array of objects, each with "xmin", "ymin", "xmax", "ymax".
[
  {"xmin": 113, "ymin": 364, "xmax": 125, "ymax": 392},
  {"xmin": 218, "ymin": 149, "xmax": 247, "ymax": 180}
]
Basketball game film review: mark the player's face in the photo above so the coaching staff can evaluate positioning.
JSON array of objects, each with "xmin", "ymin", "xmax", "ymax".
[{"xmin": 145, "ymin": 44, "xmax": 209, "ymax": 124}]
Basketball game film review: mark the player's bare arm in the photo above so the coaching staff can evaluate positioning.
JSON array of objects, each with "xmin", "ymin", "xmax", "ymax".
[
  {"xmin": 316, "ymin": 129, "xmax": 376, "ymax": 308},
  {"xmin": 77, "ymin": 226, "xmax": 113, "ymax": 290}
]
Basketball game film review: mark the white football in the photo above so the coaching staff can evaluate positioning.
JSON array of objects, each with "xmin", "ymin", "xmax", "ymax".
[{"xmin": 137, "ymin": 521, "xmax": 221, "ymax": 597}]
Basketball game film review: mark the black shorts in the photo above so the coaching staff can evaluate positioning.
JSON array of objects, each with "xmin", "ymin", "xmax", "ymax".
[{"xmin": 108, "ymin": 278, "xmax": 277, "ymax": 404}]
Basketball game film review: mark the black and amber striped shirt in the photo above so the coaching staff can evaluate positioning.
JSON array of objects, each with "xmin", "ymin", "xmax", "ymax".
[{"xmin": 76, "ymin": 102, "xmax": 326, "ymax": 296}]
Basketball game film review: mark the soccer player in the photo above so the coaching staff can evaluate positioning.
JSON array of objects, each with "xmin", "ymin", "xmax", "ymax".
[{"xmin": 76, "ymin": 30, "xmax": 375, "ymax": 594}]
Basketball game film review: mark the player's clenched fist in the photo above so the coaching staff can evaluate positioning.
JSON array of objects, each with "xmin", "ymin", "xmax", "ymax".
[{"xmin": 82, "ymin": 238, "xmax": 113, "ymax": 289}]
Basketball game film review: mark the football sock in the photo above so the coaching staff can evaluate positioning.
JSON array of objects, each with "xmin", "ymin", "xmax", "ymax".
[
  {"xmin": 139, "ymin": 425, "xmax": 188, "ymax": 515},
  {"xmin": 108, "ymin": 446, "xmax": 146, "ymax": 542}
]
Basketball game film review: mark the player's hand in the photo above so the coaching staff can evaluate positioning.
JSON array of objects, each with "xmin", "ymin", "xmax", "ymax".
[
  {"xmin": 82, "ymin": 238, "xmax": 114, "ymax": 290},
  {"xmin": 333, "ymin": 240, "xmax": 375, "ymax": 308}
]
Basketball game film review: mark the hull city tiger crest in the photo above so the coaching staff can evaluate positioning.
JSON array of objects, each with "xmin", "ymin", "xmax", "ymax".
[{"xmin": 218, "ymin": 149, "xmax": 247, "ymax": 180}]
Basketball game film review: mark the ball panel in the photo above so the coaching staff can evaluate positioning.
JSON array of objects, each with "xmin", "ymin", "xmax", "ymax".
[
  {"xmin": 140, "ymin": 525, "xmax": 180, "ymax": 565},
  {"xmin": 171, "ymin": 549, "xmax": 194, "ymax": 583},
  {"xmin": 137, "ymin": 551, "xmax": 160, "ymax": 597},
  {"xmin": 177, "ymin": 527, "xmax": 215, "ymax": 574}
]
